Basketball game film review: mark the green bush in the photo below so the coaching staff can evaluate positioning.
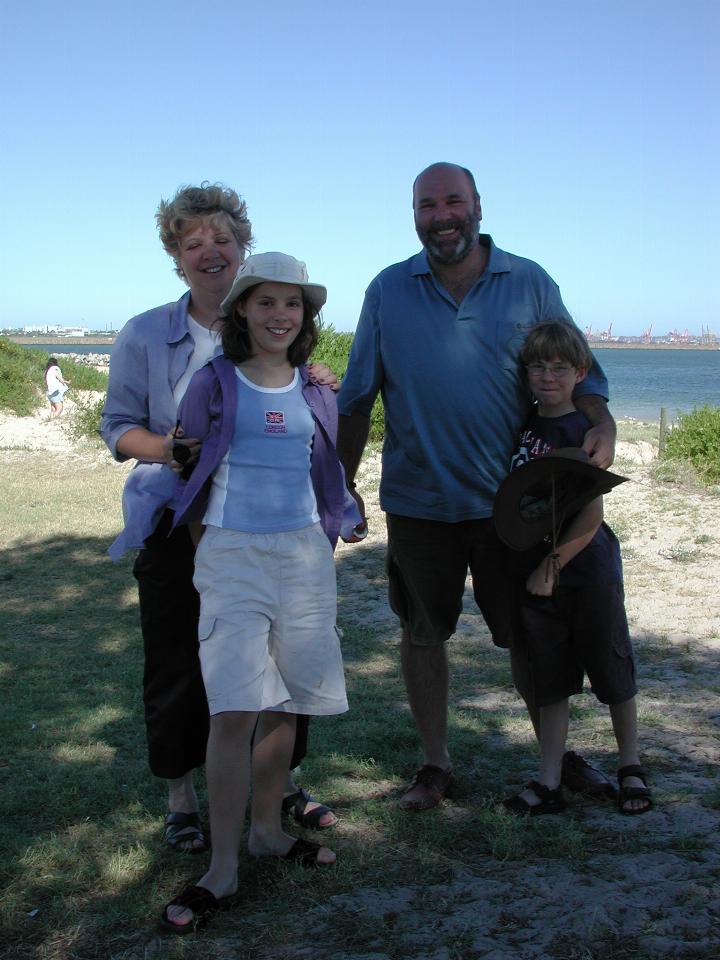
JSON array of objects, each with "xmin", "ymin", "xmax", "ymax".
[
  {"xmin": 66, "ymin": 395, "xmax": 106, "ymax": 445},
  {"xmin": 0, "ymin": 337, "xmax": 108, "ymax": 415},
  {"xmin": 311, "ymin": 324, "xmax": 385, "ymax": 442},
  {"xmin": 0, "ymin": 337, "xmax": 49, "ymax": 415},
  {"xmin": 62, "ymin": 362, "xmax": 108, "ymax": 391},
  {"xmin": 663, "ymin": 405, "xmax": 720, "ymax": 484}
]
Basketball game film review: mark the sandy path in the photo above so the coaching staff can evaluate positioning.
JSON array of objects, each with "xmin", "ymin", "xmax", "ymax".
[{"xmin": 330, "ymin": 442, "xmax": 720, "ymax": 959}]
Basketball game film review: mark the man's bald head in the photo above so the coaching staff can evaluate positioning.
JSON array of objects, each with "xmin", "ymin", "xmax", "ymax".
[{"xmin": 412, "ymin": 163, "xmax": 480, "ymax": 205}]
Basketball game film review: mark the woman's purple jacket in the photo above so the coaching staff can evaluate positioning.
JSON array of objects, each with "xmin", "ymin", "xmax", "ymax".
[{"xmin": 170, "ymin": 355, "xmax": 360, "ymax": 548}]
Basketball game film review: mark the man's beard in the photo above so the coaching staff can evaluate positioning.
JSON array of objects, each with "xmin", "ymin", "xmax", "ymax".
[{"xmin": 418, "ymin": 211, "xmax": 480, "ymax": 265}]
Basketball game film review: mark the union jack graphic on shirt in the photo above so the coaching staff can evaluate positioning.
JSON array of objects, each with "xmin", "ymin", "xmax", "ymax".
[{"xmin": 264, "ymin": 410, "xmax": 287, "ymax": 434}]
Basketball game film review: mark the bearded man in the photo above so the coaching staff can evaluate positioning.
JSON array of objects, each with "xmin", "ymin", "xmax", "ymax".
[{"xmin": 337, "ymin": 162, "xmax": 618, "ymax": 810}]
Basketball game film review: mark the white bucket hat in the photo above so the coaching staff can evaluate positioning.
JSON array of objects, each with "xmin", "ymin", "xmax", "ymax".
[{"xmin": 220, "ymin": 252, "xmax": 327, "ymax": 316}]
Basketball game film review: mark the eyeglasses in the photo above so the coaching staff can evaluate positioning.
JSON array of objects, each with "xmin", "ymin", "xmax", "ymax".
[{"xmin": 525, "ymin": 363, "xmax": 575, "ymax": 378}]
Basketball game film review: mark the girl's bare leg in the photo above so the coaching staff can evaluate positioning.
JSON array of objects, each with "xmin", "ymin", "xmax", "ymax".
[
  {"xmin": 166, "ymin": 710, "xmax": 256, "ymax": 927},
  {"xmin": 249, "ymin": 711, "xmax": 335, "ymax": 864}
]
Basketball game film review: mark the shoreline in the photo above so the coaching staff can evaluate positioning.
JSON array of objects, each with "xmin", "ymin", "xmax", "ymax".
[
  {"xmin": 8, "ymin": 336, "xmax": 720, "ymax": 351},
  {"xmin": 592, "ymin": 341, "xmax": 719, "ymax": 351}
]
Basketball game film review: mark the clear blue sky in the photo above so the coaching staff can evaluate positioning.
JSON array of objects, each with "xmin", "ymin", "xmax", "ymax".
[{"xmin": 2, "ymin": 0, "xmax": 718, "ymax": 336}]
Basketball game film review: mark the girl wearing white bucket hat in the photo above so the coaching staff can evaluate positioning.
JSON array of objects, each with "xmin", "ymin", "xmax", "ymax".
[{"xmin": 161, "ymin": 252, "xmax": 363, "ymax": 933}]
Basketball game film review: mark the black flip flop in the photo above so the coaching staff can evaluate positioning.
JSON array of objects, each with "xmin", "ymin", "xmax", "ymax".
[
  {"xmin": 255, "ymin": 837, "xmax": 336, "ymax": 868},
  {"xmin": 160, "ymin": 883, "xmax": 239, "ymax": 935}
]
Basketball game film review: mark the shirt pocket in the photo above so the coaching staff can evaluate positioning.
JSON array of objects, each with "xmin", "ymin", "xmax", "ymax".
[{"xmin": 498, "ymin": 315, "xmax": 537, "ymax": 371}]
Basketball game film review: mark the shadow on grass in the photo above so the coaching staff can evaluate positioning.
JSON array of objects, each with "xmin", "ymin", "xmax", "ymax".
[{"xmin": 2, "ymin": 533, "xmax": 719, "ymax": 958}]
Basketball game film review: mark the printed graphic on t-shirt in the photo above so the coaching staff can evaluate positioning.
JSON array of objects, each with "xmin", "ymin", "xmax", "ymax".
[
  {"xmin": 264, "ymin": 410, "xmax": 287, "ymax": 434},
  {"xmin": 510, "ymin": 428, "xmax": 553, "ymax": 471}
]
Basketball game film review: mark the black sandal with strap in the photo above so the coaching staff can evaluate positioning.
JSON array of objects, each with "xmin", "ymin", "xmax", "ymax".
[
  {"xmin": 617, "ymin": 765, "xmax": 653, "ymax": 815},
  {"xmin": 253, "ymin": 836, "xmax": 336, "ymax": 868},
  {"xmin": 163, "ymin": 812, "xmax": 208, "ymax": 854},
  {"xmin": 281, "ymin": 788, "xmax": 337, "ymax": 829},
  {"xmin": 160, "ymin": 883, "xmax": 239, "ymax": 935},
  {"xmin": 503, "ymin": 780, "xmax": 567, "ymax": 817}
]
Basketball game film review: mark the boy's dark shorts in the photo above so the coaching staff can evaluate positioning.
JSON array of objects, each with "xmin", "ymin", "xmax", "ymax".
[
  {"xmin": 518, "ymin": 582, "xmax": 637, "ymax": 707},
  {"xmin": 386, "ymin": 514, "xmax": 517, "ymax": 648}
]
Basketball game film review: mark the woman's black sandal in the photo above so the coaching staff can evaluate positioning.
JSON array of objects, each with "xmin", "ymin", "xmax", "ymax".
[
  {"xmin": 503, "ymin": 780, "xmax": 567, "ymax": 816},
  {"xmin": 160, "ymin": 883, "xmax": 239, "ymax": 934},
  {"xmin": 282, "ymin": 788, "xmax": 337, "ymax": 829}
]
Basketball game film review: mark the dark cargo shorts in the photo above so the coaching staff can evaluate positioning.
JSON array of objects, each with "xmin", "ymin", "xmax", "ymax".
[
  {"xmin": 386, "ymin": 514, "xmax": 517, "ymax": 649},
  {"xmin": 517, "ymin": 581, "xmax": 637, "ymax": 707}
]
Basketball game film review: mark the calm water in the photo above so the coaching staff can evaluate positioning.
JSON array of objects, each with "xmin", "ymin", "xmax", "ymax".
[
  {"xmin": 24, "ymin": 343, "xmax": 720, "ymax": 423},
  {"xmin": 595, "ymin": 348, "xmax": 720, "ymax": 422}
]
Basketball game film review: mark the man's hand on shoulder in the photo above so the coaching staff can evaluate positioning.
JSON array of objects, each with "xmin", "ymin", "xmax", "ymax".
[
  {"xmin": 581, "ymin": 420, "xmax": 616, "ymax": 469},
  {"xmin": 575, "ymin": 395, "xmax": 617, "ymax": 469}
]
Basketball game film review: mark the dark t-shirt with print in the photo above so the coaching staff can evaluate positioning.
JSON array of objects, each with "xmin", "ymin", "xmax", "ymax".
[{"xmin": 507, "ymin": 409, "xmax": 623, "ymax": 588}]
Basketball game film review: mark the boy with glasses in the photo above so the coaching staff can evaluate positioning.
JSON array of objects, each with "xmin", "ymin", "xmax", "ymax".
[{"xmin": 502, "ymin": 321, "xmax": 652, "ymax": 817}]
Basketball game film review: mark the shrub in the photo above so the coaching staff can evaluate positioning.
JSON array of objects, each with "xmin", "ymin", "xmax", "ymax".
[
  {"xmin": 63, "ymin": 363, "xmax": 108, "ymax": 391},
  {"xmin": 663, "ymin": 405, "xmax": 720, "ymax": 484},
  {"xmin": 0, "ymin": 337, "xmax": 49, "ymax": 415},
  {"xmin": 66, "ymin": 395, "xmax": 106, "ymax": 445},
  {"xmin": 311, "ymin": 323, "xmax": 385, "ymax": 442}
]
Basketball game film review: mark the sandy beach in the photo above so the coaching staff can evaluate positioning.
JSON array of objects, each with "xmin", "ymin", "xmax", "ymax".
[{"xmin": 2, "ymin": 400, "xmax": 720, "ymax": 958}]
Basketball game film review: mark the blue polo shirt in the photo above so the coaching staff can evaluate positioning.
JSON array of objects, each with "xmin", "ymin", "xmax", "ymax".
[{"xmin": 337, "ymin": 235, "xmax": 609, "ymax": 522}]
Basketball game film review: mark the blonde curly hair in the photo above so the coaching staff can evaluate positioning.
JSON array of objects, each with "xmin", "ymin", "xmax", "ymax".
[{"xmin": 156, "ymin": 182, "xmax": 253, "ymax": 280}]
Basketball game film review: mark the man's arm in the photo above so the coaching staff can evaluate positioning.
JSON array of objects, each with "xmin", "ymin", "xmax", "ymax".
[
  {"xmin": 574, "ymin": 395, "xmax": 617, "ymax": 469},
  {"xmin": 337, "ymin": 411, "xmax": 371, "ymax": 524}
]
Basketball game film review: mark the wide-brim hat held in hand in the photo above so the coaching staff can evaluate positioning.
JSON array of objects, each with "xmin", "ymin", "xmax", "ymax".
[
  {"xmin": 220, "ymin": 252, "xmax": 327, "ymax": 316},
  {"xmin": 493, "ymin": 448, "xmax": 629, "ymax": 552}
]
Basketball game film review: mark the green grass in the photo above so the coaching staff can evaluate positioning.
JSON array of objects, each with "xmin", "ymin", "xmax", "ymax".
[
  {"xmin": 2, "ymin": 449, "xmax": 719, "ymax": 959},
  {"xmin": 616, "ymin": 420, "xmax": 660, "ymax": 444}
]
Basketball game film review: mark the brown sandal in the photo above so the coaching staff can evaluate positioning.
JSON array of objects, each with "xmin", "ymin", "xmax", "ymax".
[{"xmin": 398, "ymin": 764, "xmax": 454, "ymax": 811}]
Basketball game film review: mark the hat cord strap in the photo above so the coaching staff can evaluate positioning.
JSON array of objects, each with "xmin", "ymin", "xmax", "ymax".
[{"xmin": 546, "ymin": 474, "xmax": 561, "ymax": 590}]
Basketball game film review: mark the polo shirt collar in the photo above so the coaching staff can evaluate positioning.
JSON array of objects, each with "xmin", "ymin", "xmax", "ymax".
[{"xmin": 410, "ymin": 234, "xmax": 511, "ymax": 278}]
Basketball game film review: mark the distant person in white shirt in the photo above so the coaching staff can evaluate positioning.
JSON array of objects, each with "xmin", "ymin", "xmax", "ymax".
[{"xmin": 44, "ymin": 358, "xmax": 69, "ymax": 418}]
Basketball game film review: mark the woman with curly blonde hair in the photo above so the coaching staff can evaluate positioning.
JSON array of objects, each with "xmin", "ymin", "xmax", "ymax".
[{"xmin": 101, "ymin": 183, "xmax": 339, "ymax": 856}]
